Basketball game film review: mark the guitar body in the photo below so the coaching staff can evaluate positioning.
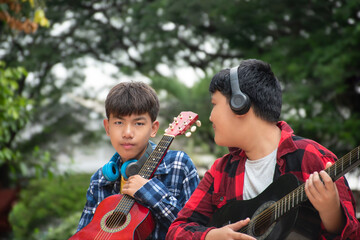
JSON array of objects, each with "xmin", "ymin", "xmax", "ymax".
[
  {"xmin": 209, "ymin": 174, "xmax": 321, "ymax": 240},
  {"xmin": 70, "ymin": 194, "xmax": 155, "ymax": 240}
]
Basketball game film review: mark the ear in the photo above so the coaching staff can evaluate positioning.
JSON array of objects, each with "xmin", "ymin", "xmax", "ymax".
[
  {"xmin": 103, "ymin": 119, "xmax": 110, "ymax": 136},
  {"xmin": 150, "ymin": 120, "xmax": 160, "ymax": 138}
]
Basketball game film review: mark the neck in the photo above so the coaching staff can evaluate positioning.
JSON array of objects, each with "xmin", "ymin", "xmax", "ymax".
[{"xmin": 244, "ymin": 120, "xmax": 281, "ymax": 161}]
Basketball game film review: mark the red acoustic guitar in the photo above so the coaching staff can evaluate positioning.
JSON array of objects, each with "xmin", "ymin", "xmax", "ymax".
[{"xmin": 69, "ymin": 111, "xmax": 200, "ymax": 240}]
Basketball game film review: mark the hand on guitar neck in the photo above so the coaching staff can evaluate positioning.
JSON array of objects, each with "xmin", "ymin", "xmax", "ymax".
[
  {"xmin": 305, "ymin": 162, "xmax": 346, "ymax": 235},
  {"xmin": 122, "ymin": 175, "xmax": 150, "ymax": 197}
]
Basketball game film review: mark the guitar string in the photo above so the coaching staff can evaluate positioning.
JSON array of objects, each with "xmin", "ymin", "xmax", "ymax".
[
  {"xmin": 94, "ymin": 146, "xmax": 165, "ymax": 240},
  {"xmin": 94, "ymin": 136, "xmax": 173, "ymax": 239},
  {"xmin": 96, "ymin": 144, "xmax": 167, "ymax": 240},
  {"xmin": 238, "ymin": 147, "xmax": 359, "ymax": 235}
]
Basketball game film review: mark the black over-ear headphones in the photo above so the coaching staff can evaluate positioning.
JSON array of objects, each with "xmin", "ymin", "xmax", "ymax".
[
  {"xmin": 229, "ymin": 66, "xmax": 251, "ymax": 115},
  {"xmin": 102, "ymin": 143, "xmax": 153, "ymax": 181}
]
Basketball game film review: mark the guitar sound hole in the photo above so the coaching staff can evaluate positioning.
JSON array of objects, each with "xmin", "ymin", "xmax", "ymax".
[
  {"xmin": 105, "ymin": 211, "xmax": 127, "ymax": 229},
  {"xmin": 253, "ymin": 214, "xmax": 274, "ymax": 237}
]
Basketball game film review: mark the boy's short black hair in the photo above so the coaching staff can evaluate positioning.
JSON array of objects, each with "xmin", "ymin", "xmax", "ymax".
[
  {"xmin": 105, "ymin": 81, "xmax": 159, "ymax": 122},
  {"xmin": 209, "ymin": 59, "xmax": 282, "ymax": 123}
]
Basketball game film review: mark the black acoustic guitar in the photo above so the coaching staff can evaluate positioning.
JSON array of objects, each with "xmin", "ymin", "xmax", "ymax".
[{"xmin": 208, "ymin": 146, "xmax": 360, "ymax": 240}]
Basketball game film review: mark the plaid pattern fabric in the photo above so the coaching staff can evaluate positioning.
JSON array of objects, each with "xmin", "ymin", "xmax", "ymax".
[
  {"xmin": 166, "ymin": 121, "xmax": 359, "ymax": 240},
  {"xmin": 77, "ymin": 142, "xmax": 200, "ymax": 240}
]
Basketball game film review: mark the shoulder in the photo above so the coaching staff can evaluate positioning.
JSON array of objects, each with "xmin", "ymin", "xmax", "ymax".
[
  {"xmin": 278, "ymin": 121, "xmax": 336, "ymax": 160},
  {"xmin": 163, "ymin": 150, "xmax": 192, "ymax": 163},
  {"xmin": 88, "ymin": 167, "xmax": 118, "ymax": 189},
  {"xmin": 208, "ymin": 153, "xmax": 232, "ymax": 176},
  {"xmin": 291, "ymin": 136, "xmax": 337, "ymax": 159},
  {"xmin": 153, "ymin": 150, "xmax": 197, "ymax": 178}
]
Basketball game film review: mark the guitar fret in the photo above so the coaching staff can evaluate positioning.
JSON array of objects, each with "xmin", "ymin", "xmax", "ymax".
[
  {"xmin": 287, "ymin": 197, "xmax": 290, "ymax": 212},
  {"xmin": 300, "ymin": 186, "xmax": 304, "ymax": 202},
  {"xmin": 348, "ymin": 151, "xmax": 351, "ymax": 171},
  {"xmin": 296, "ymin": 188, "xmax": 299, "ymax": 205}
]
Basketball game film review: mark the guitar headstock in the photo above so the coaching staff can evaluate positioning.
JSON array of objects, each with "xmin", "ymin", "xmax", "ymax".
[{"xmin": 165, "ymin": 111, "xmax": 201, "ymax": 137}]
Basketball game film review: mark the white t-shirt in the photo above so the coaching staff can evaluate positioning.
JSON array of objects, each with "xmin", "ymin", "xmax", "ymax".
[{"xmin": 243, "ymin": 149, "xmax": 277, "ymax": 200}]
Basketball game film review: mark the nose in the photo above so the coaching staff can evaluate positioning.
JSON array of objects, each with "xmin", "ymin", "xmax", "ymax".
[{"xmin": 123, "ymin": 124, "xmax": 134, "ymax": 138}]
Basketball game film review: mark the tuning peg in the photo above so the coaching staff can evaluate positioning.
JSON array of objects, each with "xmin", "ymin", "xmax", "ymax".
[
  {"xmin": 190, "ymin": 126, "xmax": 197, "ymax": 132},
  {"xmin": 196, "ymin": 120, "xmax": 201, "ymax": 127},
  {"xmin": 185, "ymin": 132, "xmax": 192, "ymax": 137}
]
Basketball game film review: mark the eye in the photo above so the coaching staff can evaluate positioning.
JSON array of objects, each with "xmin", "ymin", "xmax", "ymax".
[
  {"xmin": 135, "ymin": 122, "xmax": 145, "ymax": 126},
  {"xmin": 114, "ymin": 121, "xmax": 123, "ymax": 125}
]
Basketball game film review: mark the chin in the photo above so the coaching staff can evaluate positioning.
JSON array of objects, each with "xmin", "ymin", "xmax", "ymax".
[{"xmin": 214, "ymin": 138, "xmax": 227, "ymax": 147}]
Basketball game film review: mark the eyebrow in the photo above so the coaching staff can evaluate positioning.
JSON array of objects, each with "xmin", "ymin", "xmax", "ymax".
[
  {"xmin": 115, "ymin": 116, "xmax": 148, "ymax": 121},
  {"xmin": 133, "ymin": 116, "xmax": 147, "ymax": 121}
]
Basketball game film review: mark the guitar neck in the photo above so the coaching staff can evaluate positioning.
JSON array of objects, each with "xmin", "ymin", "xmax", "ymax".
[
  {"xmin": 325, "ymin": 146, "xmax": 360, "ymax": 181},
  {"xmin": 273, "ymin": 146, "xmax": 360, "ymax": 220},
  {"xmin": 138, "ymin": 135, "xmax": 174, "ymax": 179}
]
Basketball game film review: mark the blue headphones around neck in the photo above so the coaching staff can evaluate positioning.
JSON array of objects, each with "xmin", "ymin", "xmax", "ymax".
[{"xmin": 102, "ymin": 143, "xmax": 153, "ymax": 181}]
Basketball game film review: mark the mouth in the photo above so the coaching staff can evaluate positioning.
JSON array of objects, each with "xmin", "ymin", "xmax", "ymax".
[{"xmin": 122, "ymin": 143, "xmax": 135, "ymax": 150}]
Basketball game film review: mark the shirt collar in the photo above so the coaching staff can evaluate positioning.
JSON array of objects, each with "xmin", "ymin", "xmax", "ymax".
[{"xmin": 276, "ymin": 121, "xmax": 298, "ymax": 158}]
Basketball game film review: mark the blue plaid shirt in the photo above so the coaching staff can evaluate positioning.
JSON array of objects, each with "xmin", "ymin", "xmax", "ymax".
[{"xmin": 77, "ymin": 142, "xmax": 200, "ymax": 240}]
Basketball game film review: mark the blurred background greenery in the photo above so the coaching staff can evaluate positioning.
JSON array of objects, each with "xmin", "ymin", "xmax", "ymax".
[{"xmin": 1, "ymin": 0, "xmax": 360, "ymax": 239}]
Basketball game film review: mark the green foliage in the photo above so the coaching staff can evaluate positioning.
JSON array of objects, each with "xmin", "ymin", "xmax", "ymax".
[
  {"xmin": 0, "ymin": 62, "xmax": 30, "ymax": 181},
  {"xmin": 9, "ymin": 173, "xmax": 91, "ymax": 240},
  {"xmin": 0, "ymin": 62, "xmax": 56, "ymax": 185}
]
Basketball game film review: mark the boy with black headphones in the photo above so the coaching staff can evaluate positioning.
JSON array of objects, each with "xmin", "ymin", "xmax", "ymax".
[
  {"xmin": 166, "ymin": 59, "xmax": 359, "ymax": 240},
  {"xmin": 76, "ymin": 81, "xmax": 200, "ymax": 239}
]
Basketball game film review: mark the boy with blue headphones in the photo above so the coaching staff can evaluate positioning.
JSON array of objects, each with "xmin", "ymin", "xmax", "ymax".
[
  {"xmin": 167, "ymin": 59, "xmax": 359, "ymax": 240},
  {"xmin": 76, "ymin": 81, "xmax": 200, "ymax": 239}
]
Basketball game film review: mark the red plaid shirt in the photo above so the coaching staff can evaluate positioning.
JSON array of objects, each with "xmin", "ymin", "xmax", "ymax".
[{"xmin": 166, "ymin": 121, "xmax": 359, "ymax": 240}]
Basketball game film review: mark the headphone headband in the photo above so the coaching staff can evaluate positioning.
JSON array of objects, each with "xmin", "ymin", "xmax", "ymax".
[{"xmin": 229, "ymin": 66, "xmax": 251, "ymax": 115}]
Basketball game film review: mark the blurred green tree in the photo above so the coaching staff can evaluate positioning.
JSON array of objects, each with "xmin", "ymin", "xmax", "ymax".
[
  {"xmin": 0, "ymin": 0, "xmax": 52, "ymax": 187},
  {"xmin": 1, "ymin": 0, "xmax": 359, "ymax": 182}
]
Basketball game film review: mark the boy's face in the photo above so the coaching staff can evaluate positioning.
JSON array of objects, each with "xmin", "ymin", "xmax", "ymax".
[
  {"xmin": 210, "ymin": 91, "xmax": 242, "ymax": 147},
  {"xmin": 103, "ymin": 113, "xmax": 159, "ymax": 162}
]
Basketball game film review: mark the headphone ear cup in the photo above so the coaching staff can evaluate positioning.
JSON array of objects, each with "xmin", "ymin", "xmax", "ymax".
[
  {"xmin": 102, "ymin": 161, "xmax": 119, "ymax": 181},
  {"xmin": 120, "ymin": 159, "xmax": 138, "ymax": 180},
  {"xmin": 230, "ymin": 93, "xmax": 251, "ymax": 115}
]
